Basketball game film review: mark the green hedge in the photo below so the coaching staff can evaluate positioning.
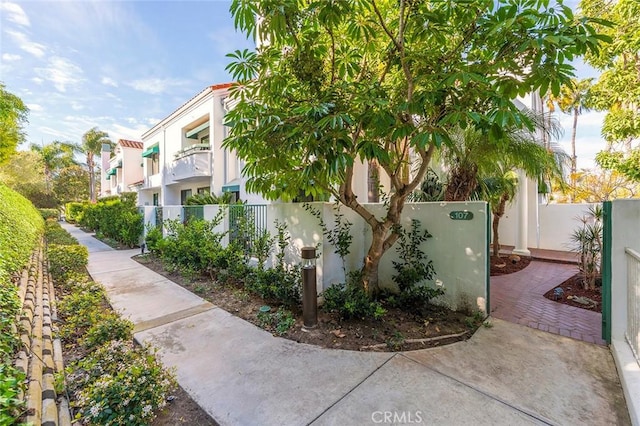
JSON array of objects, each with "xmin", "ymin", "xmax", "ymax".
[
  {"xmin": 38, "ymin": 208, "xmax": 59, "ymax": 220},
  {"xmin": 72, "ymin": 193, "xmax": 143, "ymax": 247},
  {"xmin": 0, "ymin": 184, "xmax": 44, "ymax": 423}
]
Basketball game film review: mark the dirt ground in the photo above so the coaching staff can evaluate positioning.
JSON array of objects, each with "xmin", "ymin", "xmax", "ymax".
[{"xmin": 543, "ymin": 273, "xmax": 602, "ymax": 313}]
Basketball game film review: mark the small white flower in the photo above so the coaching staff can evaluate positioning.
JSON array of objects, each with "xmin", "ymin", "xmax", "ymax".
[{"xmin": 142, "ymin": 405, "xmax": 152, "ymax": 415}]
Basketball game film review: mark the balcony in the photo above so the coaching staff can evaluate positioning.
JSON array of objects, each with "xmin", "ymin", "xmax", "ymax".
[
  {"xmin": 169, "ymin": 145, "xmax": 212, "ymax": 182},
  {"xmin": 143, "ymin": 174, "xmax": 162, "ymax": 189}
]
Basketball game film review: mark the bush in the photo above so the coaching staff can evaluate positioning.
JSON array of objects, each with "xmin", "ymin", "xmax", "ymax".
[
  {"xmin": 245, "ymin": 267, "xmax": 301, "ymax": 307},
  {"xmin": 65, "ymin": 202, "xmax": 85, "ymax": 223},
  {"xmin": 39, "ymin": 208, "xmax": 59, "ymax": 219},
  {"xmin": 73, "ymin": 195, "xmax": 143, "ymax": 247},
  {"xmin": 322, "ymin": 273, "xmax": 386, "ymax": 320},
  {"xmin": 144, "ymin": 225, "xmax": 163, "ymax": 255},
  {"xmin": 44, "ymin": 220, "xmax": 78, "ymax": 245},
  {"xmin": 0, "ymin": 185, "xmax": 43, "ymax": 422},
  {"xmin": 82, "ymin": 312, "xmax": 133, "ymax": 349},
  {"xmin": 47, "ymin": 244, "xmax": 88, "ymax": 282},
  {"xmin": 67, "ymin": 340, "xmax": 175, "ymax": 425}
]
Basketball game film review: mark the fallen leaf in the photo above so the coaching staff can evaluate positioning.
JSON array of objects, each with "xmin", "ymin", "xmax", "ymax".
[{"xmin": 332, "ymin": 329, "xmax": 346, "ymax": 338}]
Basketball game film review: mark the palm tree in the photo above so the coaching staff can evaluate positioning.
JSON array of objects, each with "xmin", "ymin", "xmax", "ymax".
[
  {"xmin": 549, "ymin": 78, "xmax": 593, "ymax": 201},
  {"xmin": 442, "ymin": 108, "xmax": 562, "ymax": 202},
  {"xmin": 81, "ymin": 127, "xmax": 112, "ymax": 202},
  {"xmin": 477, "ymin": 144, "xmax": 564, "ymax": 257},
  {"xmin": 30, "ymin": 141, "xmax": 77, "ymax": 194}
]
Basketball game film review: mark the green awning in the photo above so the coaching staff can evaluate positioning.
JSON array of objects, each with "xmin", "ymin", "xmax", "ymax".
[
  {"xmin": 142, "ymin": 144, "xmax": 159, "ymax": 158},
  {"xmin": 107, "ymin": 168, "xmax": 117, "ymax": 176},
  {"xmin": 186, "ymin": 122, "xmax": 209, "ymax": 139},
  {"xmin": 222, "ymin": 184, "xmax": 240, "ymax": 193}
]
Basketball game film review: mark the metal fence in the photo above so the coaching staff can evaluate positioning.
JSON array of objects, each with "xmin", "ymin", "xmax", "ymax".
[
  {"xmin": 183, "ymin": 205, "xmax": 204, "ymax": 223},
  {"xmin": 626, "ymin": 247, "xmax": 640, "ymax": 366},
  {"xmin": 155, "ymin": 207, "xmax": 163, "ymax": 228},
  {"xmin": 228, "ymin": 204, "xmax": 267, "ymax": 250}
]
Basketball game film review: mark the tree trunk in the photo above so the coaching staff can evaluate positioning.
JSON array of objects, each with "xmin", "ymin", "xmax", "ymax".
[
  {"xmin": 444, "ymin": 164, "xmax": 478, "ymax": 201},
  {"xmin": 88, "ymin": 154, "xmax": 95, "ymax": 202},
  {"xmin": 492, "ymin": 193, "xmax": 510, "ymax": 257},
  {"xmin": 362, "ymin": 225, "xmax": 386, "ymax": 296},
  {"xmin": 570, "ymin": 108, "xmax": 578, "ymax": 202}
]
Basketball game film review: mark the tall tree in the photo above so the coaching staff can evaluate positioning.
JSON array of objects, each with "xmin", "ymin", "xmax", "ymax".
[
  {"xmin": 81, "ymin": 127, "xmax": 111, "ymax": 202},
  {"xmin": 30, "ymin": 141, "xmax": 77, "ymax": 194},
  {"xmin": 581, "ymin": 0, "xmax": 640, "ymax": 180},
  {"xmin": 0, "ymin": 83, "xmax": 29, "ymax": 165},
  {"xmin": 225, "ymin": 0, "xmax": 606, "ymax": 294},
  {"xmin": 0, "ymin": 150, "xmax": 57, "ymax": 207},
  {"xmin": 548, "ymin": 78, "xmax": 593, "ymax": 200},
  {"xmin": 53, "ymin": 165, "xmax": 91, "ymax": 203}
]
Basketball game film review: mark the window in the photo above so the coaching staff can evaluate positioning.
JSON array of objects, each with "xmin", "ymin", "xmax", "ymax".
[
  {"xmin": 200, "ymin": 135, "xmax": 210, "ymax": 147},
  {"xmin": 150, "ymin": 153, "xmax": 160, "ymax": 175},
  {"xmin": 197, "ymin": 186, "xmax": 210, "ymax": 194},
  {"xmin": 152, "ymin": 193, "xmax": 159, "ymax": 206},
  {"xmin": 180, "ymin": 189, "xmax": 192, "ymax": 205}
]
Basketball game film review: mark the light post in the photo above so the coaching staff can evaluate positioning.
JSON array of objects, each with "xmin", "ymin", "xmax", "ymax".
[{"xmin": 301, "ymin": 247, "xmax": 317, "ymax": 328}]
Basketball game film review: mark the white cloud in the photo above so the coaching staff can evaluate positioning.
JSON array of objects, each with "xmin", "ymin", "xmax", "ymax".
[
  {"xmin": 0, "ymin": 2, "xmax": 30, "ymax": 27},
  {"xmin": 127, "ymin": 78, "xmax": 189, "ymax": 95},
  {"xmin": 101, "ymin": 76, "xmax": 118, "ymax": 87},
  {"xmin": 32, "ymin": 77, "xmax": 44, "ymax": 84},
  {"xmin": 27, "ymin": 103, "xmax": 43, "ymax": 112},
  {"xmin": 70, "ymin": 101, "xmax": 84, "ymax": 111},
  {"xmin": 2, "ymin": 53, "xmax": 21, "ymax": 62},
  {"xmin": 34, "ymin": 57, "xmax": 84, "ymax": 92},
  {"xmin": 5, "ymin": 30, "xmax": 45, "ymax": 57}
]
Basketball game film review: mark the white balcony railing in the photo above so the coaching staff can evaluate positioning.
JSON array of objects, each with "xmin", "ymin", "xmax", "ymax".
[
  {"xmin": 170, "ymin": 147, "xmax": 211, "ymax": 182},
  {"xmin": 626, "ymin": 247, "xmax": 640, "ymax": 366},
  {"xmin": 143, "ymin": 174, "xmax": 162, "ymax": 189}
]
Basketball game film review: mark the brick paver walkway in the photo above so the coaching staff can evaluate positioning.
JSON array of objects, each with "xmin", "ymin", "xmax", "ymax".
[{"xmin": 490, "ymin": 261, "xmax": 605, "ymax": 345}]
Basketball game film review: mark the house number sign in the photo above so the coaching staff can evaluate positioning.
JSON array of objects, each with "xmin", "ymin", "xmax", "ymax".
[{"xmin": 449, "ymin": 211, "xmax": 474, "ymax": 220}]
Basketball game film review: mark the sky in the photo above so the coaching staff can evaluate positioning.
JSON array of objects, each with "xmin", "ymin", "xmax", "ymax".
[{"xmin": 1, "ymin": 0, "xmax": 606, "ymax": 169}]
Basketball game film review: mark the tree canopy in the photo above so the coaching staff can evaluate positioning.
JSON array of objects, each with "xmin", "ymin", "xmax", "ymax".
[
  {"xmin": 0, "ymin": 83, "xmax": 29, "ymax": 165},
  {"xmin": 225, "ymin": 0, "xmax": 607, "ymax": 293}
]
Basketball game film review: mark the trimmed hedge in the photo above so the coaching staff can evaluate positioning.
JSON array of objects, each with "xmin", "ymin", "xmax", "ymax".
[{"xmin": 0, "ymin": 184, "xmax": 44, "ymax": 423}]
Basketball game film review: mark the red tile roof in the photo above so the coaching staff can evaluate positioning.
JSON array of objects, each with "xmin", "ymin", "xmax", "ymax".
[{"xmin": 119, "ymin": 139, "xmax": 143, "ymax": 149}]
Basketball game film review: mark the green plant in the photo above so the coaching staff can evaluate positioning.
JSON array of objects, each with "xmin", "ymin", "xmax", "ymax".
[
  {"xmin": 144, "ymin": 224, "xmax": 163, "ymax": 254},
  {"xmin": 303, "ymin": 203, "xmax": 352, "ymax": 274},
  {"xmin": 65, "ymin": 201, "xmax": 85, "ymax": 223},
  {"xmin": 39, "ymin": 208, "xmax": 60, "ymax": 219},
  {"xmin": 67, "ymin": 340, "xmax": 175, "ymax": 425},
  {"xmin": 570, "ymin": 205, "xmax": 603, "ymax": 290},
  {"xmin": 464, "ymin": 311, "xmax": 486, "ymax": 329},
  {"xmin": 44, "ymin": 220, "xmax": 78, "ymax": 245},
  {"xmin": 82, "ymin": 312, "xmax": 133, "ymax": 350},
  {"xmin": 322, "ymin": 273, "xmax": 386, "ymax": 320},
  {"xmin": 256, "ymin": 308, "xmax": 296, "ymax": 336},
  {"xmin": 185, "ymin": 192, "xmax": 232, "ymax": 205},
  {"xmin": 386, "ymin": 331, "xmax": 406, "ymax": 351},
  {"xmin": 47, "ymin": 244, "xmax": 88, "ymax": 282},
  {"xmin": 245, "ymin": 267, "xmax": 301, "ymax": 307},
  {"xmin": 390, "ymin": 220, "xmax": 443, "ymax": 310}
]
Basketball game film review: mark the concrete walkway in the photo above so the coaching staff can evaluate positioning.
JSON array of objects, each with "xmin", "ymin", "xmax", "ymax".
[{"xmin": 62, "ymin": 223, "xmax": 630, "ymax": 425}]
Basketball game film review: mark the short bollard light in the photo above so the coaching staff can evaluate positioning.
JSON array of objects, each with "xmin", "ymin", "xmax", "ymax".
[{"xmin": 301, "ymin": 247, "xmax": 317, "ymax": 328}]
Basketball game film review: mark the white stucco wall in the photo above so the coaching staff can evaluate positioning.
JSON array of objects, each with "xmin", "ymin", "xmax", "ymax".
[{"xmin": 498, "ymin": 202, "xmax": 598, "ymax": 251}]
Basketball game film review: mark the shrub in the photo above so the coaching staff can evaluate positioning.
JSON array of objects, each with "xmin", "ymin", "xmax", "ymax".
[
  {"xmin": 144, "ymin": 225, "xmax": 163, "ymax": 255},
  {"xmin": 570, "ymin": 205, "xmax": 603, "ymax": 290},
  {"xmin": 67, "ymin": 340, "xmax": 175, "ymax": 425},
  {"xmin": 322, "ymin": 273, "xmax": 386, "ymax": 320},
  {"xmin": 245, "ymin": 266, "xmax": 301, "ymax": 306},
  {"xmin": 47, "ymin": 244, "xmax": 88, "ymax": 282},
  {"xmin": 390, "ymin": 220, "xmax": 443, "ymax": 310},
  {"xmin": 44, "ymin": 220, "xmax": 78, "ymax": 245},
  {"xmin": 65, "ymin": 202, "xmax": 85, "ymax": 223},
  {"xmin": 118, "ymin": 210, "xmax": 144, "ymax": 248},
  {"xmin": 82, "ymin": 312, "xmax": 133, "ymax": 349},
  {"xmin": 39, "ymin": 208, "xmax": 59, "ymax": 219}
]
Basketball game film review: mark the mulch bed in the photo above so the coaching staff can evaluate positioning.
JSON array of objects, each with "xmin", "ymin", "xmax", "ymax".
[
  {"xmin": 543, "ymin": 274, "xmax": 602, "ymax": 313},
  {"xmin": 490, "ymin": 254, "xmax": 531, "ymax": 276},
  {"xmin": 133, "ymin": 254, "xmax": 482, "ymax": 352}
]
